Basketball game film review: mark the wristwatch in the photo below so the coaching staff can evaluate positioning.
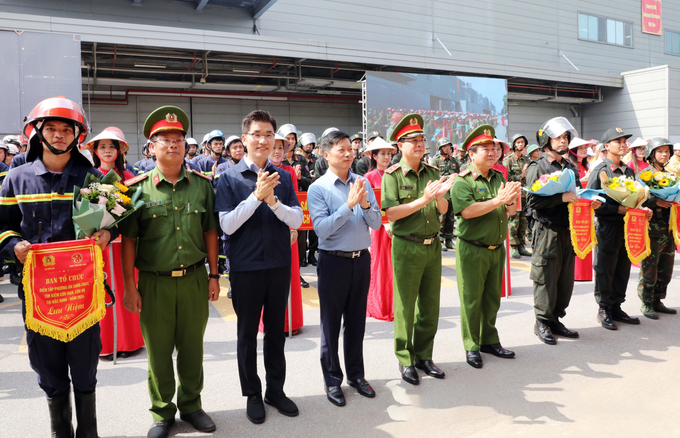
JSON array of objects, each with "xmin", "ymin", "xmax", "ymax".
[
  {"xmin": 208, "ymin": 274, "xmax": 220, "ymax": 280},
  {"xmin": 269, "ymin": 195, "xmax": 282, "ymax": 211}
]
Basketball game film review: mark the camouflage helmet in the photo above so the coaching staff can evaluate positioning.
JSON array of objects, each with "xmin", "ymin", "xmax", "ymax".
[
  {"xmin": 436, "ymin": 137, "xmax": 453, "ymax": 150},
  {"xmin": 645, "ymin": 137, "xmax": 672, "ymax": 160}
]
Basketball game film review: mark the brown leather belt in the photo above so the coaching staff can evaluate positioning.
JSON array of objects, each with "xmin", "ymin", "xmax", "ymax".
[
  {"xmin": 400, "ymin": 235, "xmax": 438, "ymax": 245},
  {"xmin": 154, "ymin": 259, "xmax": 205, "ymax": 277},
  {"xmin": 460, "ymin": 238, "xmax": 502, "ymax": 250},
  {"xmin": 321, "ymin": 249, "xmax": 369, "ymax": 259}
]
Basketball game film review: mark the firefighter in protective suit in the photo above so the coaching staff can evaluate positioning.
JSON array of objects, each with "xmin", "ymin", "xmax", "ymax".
[{"xmin": 0, "ymin": 96, "xmax": 117, "ymax": 437}]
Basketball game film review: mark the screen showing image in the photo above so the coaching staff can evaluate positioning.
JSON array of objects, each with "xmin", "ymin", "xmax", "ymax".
[{"xmin": 366, "ymin": 72, "xmax": 508, "ymax": 155}]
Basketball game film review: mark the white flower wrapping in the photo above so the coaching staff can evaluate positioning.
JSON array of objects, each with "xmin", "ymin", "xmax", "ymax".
[{"xmin": 75, "ymin": 200, "xmax": 118, "ymax": 230}]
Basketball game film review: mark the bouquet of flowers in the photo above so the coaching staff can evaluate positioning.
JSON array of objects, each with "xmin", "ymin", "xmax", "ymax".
[
  {"xmin": 73, "ymin": 170, "xmax": 145, "ymax": 238},
  {"xmin": 524, "ymin": 169, "xmax": 577, "ymax": 196},
  {"xmin": 637, "ymin": 170, "xmax": 680, "ymax": 202},
  {"xmin": 600, "ymin": 172, "xmax": 648, "ymax": 208}
]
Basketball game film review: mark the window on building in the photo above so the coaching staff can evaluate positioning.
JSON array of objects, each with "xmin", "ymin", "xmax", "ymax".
[
  {"xmin": 666, "ymin": 30, "xmax": 680, "ymax": 55},
  {"xmin": 578, "ymin": 13, "xmax": 633, "ymax": 47}
]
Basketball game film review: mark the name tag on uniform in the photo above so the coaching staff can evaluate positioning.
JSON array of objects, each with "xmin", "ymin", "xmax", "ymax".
[
  {"xmin": 145, "ymin": 200, "xmax": 163, "ymax": 208},
  {"xmin": 475, "ymin": 188, "xmax": 488, "ymax": 192},
  {"xmin": 400, "ymin": 185, "xmax": 414, "ymax": 190}
]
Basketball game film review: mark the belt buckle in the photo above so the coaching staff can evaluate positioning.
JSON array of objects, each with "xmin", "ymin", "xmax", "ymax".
[
  {"xmin": 171, "ymin": 269, "xmax": 184, "ymax": 277},
  {"xmin": 488, "ymin": 245, "xmax": 498, "ymax": 250},
  {"xmin": 423, "ymin": 238, "xmax": 434, "ymax": 245},
  {"xmin": 351, "ymin": 251, "xmax": 361, "ymax": 258}
]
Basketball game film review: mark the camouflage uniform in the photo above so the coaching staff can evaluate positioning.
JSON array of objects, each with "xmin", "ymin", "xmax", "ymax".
[
  {"xmin": 503, "ymin": 153, "xmax": 530, "ymax": 251},
  {"xmin": 431, "ymin": 153, "xmax": 459, "ymax": 247},
  {"xmin": 636, "ymin": 172, "xmax": 676, "ymax": 316}
]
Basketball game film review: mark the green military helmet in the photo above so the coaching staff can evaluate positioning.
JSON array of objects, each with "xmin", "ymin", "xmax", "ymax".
[
  {"xmin": 390, "ymin": 113, "xmax": 424, "ymax": 142},
  {"xmin": 461, "ymin": 124, "xmax": 495, "ymax": 152},
  {"xmin": 526, "ymin": 144, "xmax": 540, "ymax": 155},
  {"xmin": 143, "ymin": 105, "xmax": 190, "ymax": 139},
  {"xmin": 645, "ymin": 137, "xmax": 672, "ymax": 159},
  {"xmin": 511, "ymin": 133, "xmax": 528, "ymax": 150},
  {"xmin": 437, "ymin": 137, "xmax": 453, "ymax": 150}
]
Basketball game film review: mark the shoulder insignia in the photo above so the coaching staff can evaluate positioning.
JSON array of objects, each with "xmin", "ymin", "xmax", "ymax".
[
  {"xmin": 459, "ymin": 169, "xmax": 471, "ymax": 177},
  {"xmin": 190, "ymin": 169, "xmax": 212, "ymax": 181},
  {"xmin": 386, "ymin": 164, "xmax": 400, "ymax": 174},
  {"xmin": 546, "ymin": 155, "xmax": 555, "ymax": 163},
  {"xmin": 124, "ymin": 173, "xmax": 148, "ymax": 187},
  {"xmin": 609, "ymin": 164, "xmax": 617, "ymax": 172},
  {"xmin": 153, "ymin": 173, "xmax": 160, "ymax": 187},
  {"xmin": 423, "ymin": 161, "xmax": 437, "ymax": 169}
]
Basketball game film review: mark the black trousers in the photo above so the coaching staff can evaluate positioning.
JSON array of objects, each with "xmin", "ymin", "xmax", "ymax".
[
  {"xmin": 298, "ymin": 231, "xmax": 307, "ymax": 264},
  {"xmin": 230, "ymin": 266, "xmax": 291, "ymax": 397},
  {"xmin": 298, "ymin": 230, "xmax": 319, "ymax": 263},
  {"xmin": 21, "ymin": 285, "xmax": 101, "ymax": 398},
  {"xmin": 317, "ymin": 251, "xmax": 370, "ymax": 387},
  {"xmin": 308, "ymin": 230, "xmax": 319, "ymax": 261},
  {"xmin": 593, "ymin": 220, "xmax": 631, "ymax": 308}
]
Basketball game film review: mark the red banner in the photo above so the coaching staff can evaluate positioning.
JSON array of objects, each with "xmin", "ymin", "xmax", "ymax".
[
  {"xmin": 642, "ymin": 0, "xmax": 662, "ymax": 35},
  {"xmin": 623, "ymin": 208, "xmax": 652, "ymax": 264},
  {"xmin": 568, "ymin": 200, "xmax": 597, "ymax": 259},
  {"xmin": 296, "ymin": 192, "xmax": 313, "ymax": 230},
  {"xmin": 22, "ymin": 239, "xmax": 107, "ymax": 342},
  {"xmin": 670, "ymin": 203, "xmax": 680, "ymax": 246},
  {"xmin": 372, "ymin": 188, "xmax": 390, "ymax": 224}
]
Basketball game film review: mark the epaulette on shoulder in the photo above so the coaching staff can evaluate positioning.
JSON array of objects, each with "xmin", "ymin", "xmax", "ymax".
[
  {"xmin": 191, "ymin": 169, "xmax": 213, "ymax": 181},
  {"xmin": 386, "ymin": 164, "xmax": 400, "ymax": 174},
  {"xmin": 458, "ymin": 169, "xmax": 471, "ymax": 177},
  {"xmin": 124, "ymin": 173, "xmax": 148, "ymax": 187},
  {"xmin": 423, "ymin": 161, "xmax": 437, "ymax": 169}
]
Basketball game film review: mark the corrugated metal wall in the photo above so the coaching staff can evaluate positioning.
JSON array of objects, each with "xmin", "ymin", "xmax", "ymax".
[
  {"xmin": 87, "ymin": 96, "xmax": 362, "ymax": 163},
  {"xmin": 507, "ymin": 102, "xmax": 582, "ymax": 143}
]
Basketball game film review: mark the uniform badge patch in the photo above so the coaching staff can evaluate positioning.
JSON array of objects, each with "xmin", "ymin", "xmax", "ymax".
[
  {"xmin": 400, "ymin": 185, "xmax": 414, "ymax": 190},
  {"xmin": 145, "ymin": 200, "xmax": 163, "ymax": 208}
]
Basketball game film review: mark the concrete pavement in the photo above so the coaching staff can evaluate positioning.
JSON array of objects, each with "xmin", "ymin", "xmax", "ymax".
[{"xmin": 1, "ymin": 249, "xmax": 679, "ymax": 437}]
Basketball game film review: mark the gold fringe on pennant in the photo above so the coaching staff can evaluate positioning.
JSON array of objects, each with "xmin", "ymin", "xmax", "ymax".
[
  {"xmin": 22, "ymin": 244, "xmax": 107, "ymax": 343},
  {"xmin": 623, "ymin": 210, "xmax": 652, "ymax": 265},
  {"xmin": 670, "ymin": 204, "xmax": 680, "ymax": 246},
  {"xmin": 568, "ymin": 203, "xmax": 598, "ymax": 260}
]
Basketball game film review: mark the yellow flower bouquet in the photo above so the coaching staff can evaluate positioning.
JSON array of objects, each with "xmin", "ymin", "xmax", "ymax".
[{"xmin": 600, "ymin": 172, "xmax": 648, "ymax": 208}]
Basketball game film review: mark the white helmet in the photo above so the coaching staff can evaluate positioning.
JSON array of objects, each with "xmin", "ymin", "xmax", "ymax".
[
  {"xmin": 7, "ymin": 144, "xmax": 20, "ymax": 155},
  {"xmin": 300, "ymin": 133, "xmax": 316, "ymax": 146},
  {"xmin": 186, "ymin": 137, "xmax": 198, "ymax": 146},
  {"xmin": 0, "ymin": 140, "xmax": 8, "ymax": 151},
  {"xmin": 225, "ymin": 135, "xmax": 242, "ymax": 150},
  {"xmin": 201, "ymin": 133, "xmax": 211, "ymax": 146},
  {"xmin": 277, "ymin": 124, "xmax": 298, "ymax": 140},
  {"xmin": 322, "ymin": 127, "xmax": 339, "ymax": 138}
]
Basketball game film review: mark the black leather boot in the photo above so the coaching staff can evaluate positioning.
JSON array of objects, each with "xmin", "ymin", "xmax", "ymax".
[
  {"xmin": 74, "ymin": 391, "xmax": 99, "ymax": 438},
  {"xmin": 47, "ymin": 392, "xmax": 74, "ymax": 438}
]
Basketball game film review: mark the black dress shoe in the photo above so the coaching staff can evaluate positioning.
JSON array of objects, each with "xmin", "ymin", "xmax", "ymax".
[
  {"xmin": 308, "ymin": 257, "xmax": 317, "ymax": 266},
  {"xmin": 534, "ymin": 319, "xmax": 557, "ymax": 345},
  {"xmin": 227, "ymin": 287, "xmax": 232, "ymax": 299},
  {"xmin": 325, "ymin": 386, "xmax": 346, "ymax": 406},
  {"xmin": 180, "ymin": 409, "xmax": 216, "ymax": 433},
  {"xmin": 466, "ymin": 351, "xmax": 483, "ymax": 369},
  {"xmin": 300, "ymin": 277, "xmax": 310, "ymax": 288},
  {"xmin": 246, "ymin": 394, "xmax": 265, "ymax": 424},
  {"xmin": 480, "ymin": 343, "xmax": 515, "ymax": 358},
  {"xmin": 348, "ymin": 378, "xmax": 376, "ymax": 397},
  {"xmin": 550, "ymin": 321, "xmax": 579, "ymax": 338},
  {"xmin": 414, "ymin": 359, "xmax": 445, "ymax": 378},
  {"xmin": 147, "ymin": 419, "xmax": 174, "ymax": 438},
  {"xmin": 610, "ymin": 306, "xmax": 640, "ymax": 325},
  {"xmin": 300, "ymin": 260, "xmax": 308, "ymax": 267},
  {"xmin": 597, "ymin": 307, "xmax": 617, "ymax": 330},
  {"xmin": 398, "ymin": 365, "xmax": 419, "ymax": 385},
  {"xmin": 264, "ymin": 390, "xmax": 299, "ymax": 417}
]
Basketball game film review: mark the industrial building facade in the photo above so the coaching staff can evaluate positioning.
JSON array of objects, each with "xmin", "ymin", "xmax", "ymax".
[{"xmin": 0, "ymin": 0, "xmax": 678, "ymax": 161}]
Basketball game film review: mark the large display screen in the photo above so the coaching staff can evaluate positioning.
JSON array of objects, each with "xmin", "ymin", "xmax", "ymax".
[{"xmin": 366, "ymin": 72, "xmax": 507, "ymax": 155}]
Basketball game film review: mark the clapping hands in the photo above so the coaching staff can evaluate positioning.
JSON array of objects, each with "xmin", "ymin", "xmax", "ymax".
[
  {"xmin": 254, "ymin": 169, "xmax": 280, "ymax": 202},
  {"xmin": 424, "ymin": 175, "xmax": 456, "ymax": 202},
  {"xmin": 347, "ymin": 177, "xmax": 370, "ymax": 209}
]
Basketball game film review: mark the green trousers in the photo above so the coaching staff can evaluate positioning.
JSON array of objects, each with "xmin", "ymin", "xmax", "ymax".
[
  {"xmin": 637, "ymin": 225, "xmax": 676, "ymax": 304},
  {"xmin": 138, "ymin": 266, "xmax": 209, "ymax": 421},
  {"xmin": 392, "ymin": 236, "xmax": 442, "ymax": 366},
  {"xmin": 456, "ymin": 238, "xmax": 504, "ymax": 351}
]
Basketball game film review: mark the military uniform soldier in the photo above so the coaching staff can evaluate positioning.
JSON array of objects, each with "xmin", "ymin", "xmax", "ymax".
[
  {"xmin": 503, "ymin": 134, "xmax": 532, "ymax": 258},
  {"xmin": 120, "ymin": 106, "xmax": 220, "ymax": 438},
  {"xmin": 382, "ymin": 113, "xmax": 455, "ymax": 385},
  {"xmin": 451, "ymin": 125, "xmax": 521, "ymax": 369},
  {"xmin": 637, "ymin": 138, "xmax": 677, "ymax": 319},
  {"xmin": 431, "ymin": 137, "xmax": 460, "ymax": 250}
]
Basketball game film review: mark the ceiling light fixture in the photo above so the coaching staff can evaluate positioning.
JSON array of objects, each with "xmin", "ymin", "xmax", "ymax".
[{"xmin": 134, "ymin": 63, "xmax": 167, "ymax": 69}]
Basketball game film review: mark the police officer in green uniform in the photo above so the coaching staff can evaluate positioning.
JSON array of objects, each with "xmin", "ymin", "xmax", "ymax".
[
  {"xmin": 431, "ymin": 137, "xmax": 460, "ymax": 251},
  {"xmin": 503, "ymin": 134, "xmax": 532, "ymax": 258},
  {"xmin": 382, "ymin": 113, "xmax": 455, "ymax": 385},
  {"xmin": 120, "ymin": 106, "xmax": 220, "ymax": 438},
  {"xmin": 451, "ymin": 125, "xmax": 521, "ymax": 369},
  {"xmin": 637, "ymin": 137, "xmax": 678, "ymax": 319}
]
